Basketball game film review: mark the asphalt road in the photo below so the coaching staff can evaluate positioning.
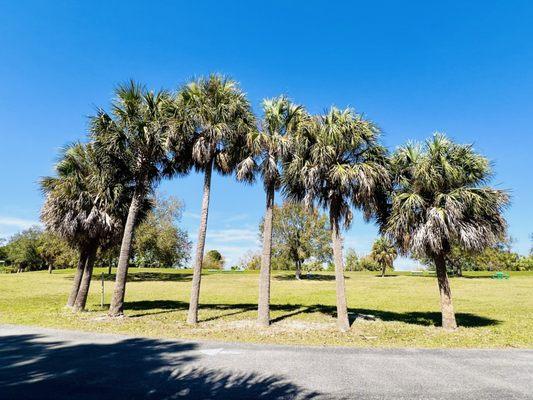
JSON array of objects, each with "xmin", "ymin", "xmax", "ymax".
[{"xmin": 0, "ymin": 324, "xmax": 531, "ymax": 400}]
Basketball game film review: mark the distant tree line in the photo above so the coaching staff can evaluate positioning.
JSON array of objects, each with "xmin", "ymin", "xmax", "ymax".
[
  {"xmin": 420, "ymin": 238, "xmax": 533, "ymax": 275},
  {"xmin": 0, "ymin": 194, "xmax": 190, "ymax": 273}
]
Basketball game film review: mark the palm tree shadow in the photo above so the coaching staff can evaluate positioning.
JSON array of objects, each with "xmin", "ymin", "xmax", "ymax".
[
  {"xmin": 274, "ymin": 274, "xmax": 348, "ymax": 281},
  {"xmin": 124, "ymin": 300, "xmax": 258, "ymax": 321},
  {"xmin": 88, "ymin": 272, "xmax": 194, "ymax": 282},
  {"xmin": 0, "ymin": 334, "xmax": 320, "ymax": 399},
  {"xmin": 123, "ymin": 300, "xmax": 499, "ymax": 328}
]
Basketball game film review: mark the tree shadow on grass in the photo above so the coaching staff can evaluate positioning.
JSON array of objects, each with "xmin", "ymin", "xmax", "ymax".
[
  {"xmin": 459, "ymin": 275, "xmax": 495, "ymax": 280},
  {"xmin": 90, "ymin": 271, "xmax": 193, "ymax": 282},
  {"xmin": 0, "ymin": 334, "xmax": 320, "ymax": 400},
  {"xmin": 274, "ymin": 274, "xmax": 348, "ymax": 281},
  {"xmin": 123, "ymin": 300, "xmax": 499, "ymax": 328}
]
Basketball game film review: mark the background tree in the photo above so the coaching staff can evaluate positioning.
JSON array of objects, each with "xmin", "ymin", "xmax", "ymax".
[
  {"xmin": 370, "ymin": 237, "xmax": 397, "ymax": 277},
  {"xmin": 262, "ymin": 202, "xmax": 331, "ymax": 278},
  {"xmin": 178, "ymin": 74, "xmax": 255, "ymax": 324},
  {"xmin": 239, "ymin": 250, "xmax": 262, "ymax": 270},
  {"xmin": 344, "ymin": 248, "xmax": 359, "ymax": 271},
  {"xmin": 0, "ymin": 238, "xmax": 7, "ymax": 263},
  {"xmin": 385, "ymin": 134, "xmax": 509, "ymax": 329},
  {"xmin": 3, "ymin": 227, "xmax": 44, "ymax": 272},
  {"xmin": 284, "ymin": 107, "xmax": 390, "ymax": 331},
  {"xmin": 92, "ymin": 82, "xmax": 182, "ymax": 317},
  {"xmin": 133, "ymin": 194, "xmax": 191, "ymax": 268},
  {"xmin": 237, "ymin": 96, "xmax": 307, "ymax": 326},
  {"xmin": 38, "ymin": 232, "xmax": 77, "ymax": 273},
  {"xmin": 203, "ymin": 250, "xmax": 225, "ymax": 270}
]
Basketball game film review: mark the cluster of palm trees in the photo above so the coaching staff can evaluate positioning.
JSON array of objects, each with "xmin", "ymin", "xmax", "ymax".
[{"xmin": 41, "ymin": 74, "xmax": 509, "ymax": 332}]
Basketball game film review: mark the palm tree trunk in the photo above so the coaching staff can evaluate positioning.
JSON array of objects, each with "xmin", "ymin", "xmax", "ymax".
[
  {"xmin": 108, "ymin": 187, "xmax": 143, "ymax": 317},
  {"xmin": 187, "ymin": 159, "xmax": 213, "ymax": 324},
  {"xmin": 67, "ymin": 249, "xmax": 88, "ymax": 308},
  {"xmin": 258, "ymin": 185, "xmax": 274, "ymax": 327},
  {"xmin": 331, "ymin": 217, "xmax": 350, "ymax": 332},
  {"xmin": 74, "ymin": 244, "xmax": 97, "ymax": 312},
  {"xmin": 295, "ymin": 260, "xmax": 302, "ymax": 280},
  {"xmin": 48, "ymin": 264, "xmax": 53, "ymax": 274},
  {"xmin": 381, "ymin": 262, "xmax": 386, "ymax": 277},
  {"xmin": 434, "ymin": 253, "xmax": 457, "ymax": 330}
]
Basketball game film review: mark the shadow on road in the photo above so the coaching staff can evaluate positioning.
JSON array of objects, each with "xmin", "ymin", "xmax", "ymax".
[
  {"xmin": 123, "ymin": 300, "xmax": 499, "ymax": 328},
  {"xmin": 0, "ymin": 334, "xmax": 319, "ymax": 399}
]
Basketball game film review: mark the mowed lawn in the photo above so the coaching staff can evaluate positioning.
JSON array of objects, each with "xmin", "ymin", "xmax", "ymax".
[{"xmin": 1, "ymin": 268, "xmax": 532, "ymax": 348}]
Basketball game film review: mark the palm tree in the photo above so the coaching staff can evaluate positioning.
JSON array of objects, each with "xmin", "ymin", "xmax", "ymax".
[
  {"xmin": 41, "ymin": 143, "xmax": 123, "ymax": 311},
  {"xmin": 237, "ymin": 96, "xmax": 307, "ymax": 327},
  {"xmin": 385, "ymin": 134, "xmax": 509, "ymax": 329},
  {"xmin": 92, "ymin": 81, "xmax": 182, "ymax": 317},
  {"xmin": 370, "ymin": 237, "xmax": 397, "ymax": 277},
  {"xmin": 284, "ymin": 107, "xmax": 390, "ymax": 331},
  {"xmin": 178, "ymin": 74, "xmax": 255, "ymax": 324}
]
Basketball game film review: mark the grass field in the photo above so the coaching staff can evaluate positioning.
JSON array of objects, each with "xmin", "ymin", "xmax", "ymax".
[{"xmin": 1, "ymin": 268, "xmax": 532, "ymax": 348}]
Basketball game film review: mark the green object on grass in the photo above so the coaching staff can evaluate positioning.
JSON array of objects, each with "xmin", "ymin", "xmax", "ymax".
[{"xmin": 492, "ymin": 271, "xmax": 510, "ymax": 280}]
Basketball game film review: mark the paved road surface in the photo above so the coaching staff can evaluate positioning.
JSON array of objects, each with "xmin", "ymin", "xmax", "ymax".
[{"xmin": 0, "ymin": 324, "xmax": 531, "ymax": 399}]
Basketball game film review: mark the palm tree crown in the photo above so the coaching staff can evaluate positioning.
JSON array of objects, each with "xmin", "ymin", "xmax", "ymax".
[
  {"xmin": 386, "ymin": 133, "xmax": 509, "ymax": 258},
  {"xmin": 284, "ymin": 107, "xmax": 390, "ymax": 227},
  {"xmin": 41, "ymin": 143, "xmax": 121, "ymax": 251},
  {"xmin": 178, "ymin": 74, "xmax": 255, "ymax": 174},
  {"xmin": 237, "ymin": 96, "xmax": 306, "ymax": 188},
  {"xmin": 91, "ymin": 81, "xmax": 182, "ymax": 193}
]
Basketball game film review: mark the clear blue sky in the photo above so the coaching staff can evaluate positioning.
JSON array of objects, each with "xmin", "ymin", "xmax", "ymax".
[{"xmin": 1, "ymin": 1, "xmax": 532, "ymax": 268}]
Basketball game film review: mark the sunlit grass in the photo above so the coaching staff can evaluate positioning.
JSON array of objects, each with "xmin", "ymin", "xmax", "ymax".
[{"xmin": 1, "ymin": 268, "xmax": 531, "ymax": 348}]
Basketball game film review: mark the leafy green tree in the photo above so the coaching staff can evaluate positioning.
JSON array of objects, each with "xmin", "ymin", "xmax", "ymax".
[
  {"xmin": 92, "ymin": 82, "xmax": 186, "ymax": 317},
  {"xmin": 345, "ymin": 248, "xmax": 360, "ymax": 271},
  {"xmin": 203, "ymin": 250, "xmax": 224, "ymax": 270},
  {"xmin": 385, "ymin": 134, "xmax": 509, "ymax": 329},
  {"xmin": 133, "ymin": 195, "xmax": 191, "ymax": 268},
  {"xmin": 4, "ymin": 227, "xmax": 43, "ymax": 271},
  {"xmin": 239, "ymin": 251, "xmax": 261, "ymax": 270},
  {"xmin": 178, "ymin": 75, "xmax": 255, "ymax": 324},
  {"xmin": 284, "ymin": 107, "xmax": 390, "ymax": 331},
  {"xmin": 0, "ymin": 238, "xmax": 8, "ymax": 262},
  {"xmin": 263, "ymin": 202, "xmax": 331, "ymax": 278},
  {"xmin": 38, "ymin": 231, "xmax": 77, "ymax": 273},
  {"xmin": 357, "ymin": 256, "xmax": 381, "ymax": 271},
  {"xmin": 237, "ymin": 96, "xmax": 306, "ymax": 326},
  {"xmin": 370, "ymin": 237, "xmax": 397, "ymax": 277}
]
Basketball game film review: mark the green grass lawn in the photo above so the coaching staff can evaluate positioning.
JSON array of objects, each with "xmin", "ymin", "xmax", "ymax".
[{"xmin": 1, "ymin": 268, "xmax": 532, "ymax": 348}]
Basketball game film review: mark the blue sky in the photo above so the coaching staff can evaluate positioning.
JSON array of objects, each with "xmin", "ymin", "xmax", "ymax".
[{"xmin": 1, "ymin": 1, "xmax": 532, "ymax": 269}]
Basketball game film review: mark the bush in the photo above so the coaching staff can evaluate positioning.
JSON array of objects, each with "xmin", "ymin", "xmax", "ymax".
[
  {"xmin": 357, "ymin": 256, "xmax": 380, "ymax": 271},
  {"xmin": 203, "ymin": 250, "xmax": 224, "ymax": 270}
]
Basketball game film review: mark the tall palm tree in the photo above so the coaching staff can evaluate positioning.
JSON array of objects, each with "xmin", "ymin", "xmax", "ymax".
[
  {"xmin": 178, "ymin": 74, "xmax": 255, "ymax": 324},
  {"xmin": 41, "ymin": 143, "xmax": 123, "ymax": 311},
  {"xmin": 236, "ymin": 96, "xmax": 307, "ymax": 327},
  {"xmin": 370, "ymin": 237, "xmax": 397, "ymax": 277},
  {"xmin": 284, "ymin": 107, "xmax": 390, "ymax": 331},
  {"xmin": 92, "ymin": 81, "xmax": 183, "ymax": 317},
  {"xmin": 385, "ymin": 134, "xmax": 509, "ymax": 329}
]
